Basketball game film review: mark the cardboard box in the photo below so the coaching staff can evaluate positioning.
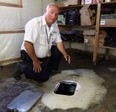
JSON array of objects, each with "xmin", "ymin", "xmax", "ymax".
[
  {"xmin": 58, "ymin": 25, "xmax": 71, "ymax": 32},
  {"xmin": 80, "ymin": 5, "xmax": 96, "ymax": 25},
  {"xmin": 68, "ymin": 0, "xmax": 80, "ymax": 5},
  {"xmin": 85, "ymin": 0, "xmax": 92, "ymax": 4},
  {"xmin": 84, "ymin": 35, "xmax": 95, "ymax": 44},
  {"xmin": 55, "ymin": 0, "xmax": 80, "ymax": 6},
  {"xmin": 101, "ymin": 14, "xmax": 116, "ymax": 19},
  {"xmin": 83, "ymin": 30, "xmax": 96, "ymax": 44},
  {"xmin": 55, "ymin": 0, "xmax": 68, "ymax": 7},
  {"xmin": 83, "ymin": 30, "xmax": 96, "ymax": 35},
  {"xmin": 92, "ymin": 30, "xmax": 107, "ymax": 46},
  {"xmin": 100, "ymin": 19, "xmax": 116, "ymax": 27},
  {"xmin": 55, "ymin": 2, "xmax": 66, "ymax": 7},
  {"xmin": 100, "ymin": 14, "xmax": 116, "ymax": 27}
]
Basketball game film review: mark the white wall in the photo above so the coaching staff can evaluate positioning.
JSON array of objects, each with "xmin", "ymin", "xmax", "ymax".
[{"xmin": 0, "ymin": 0, "xmax": 53, "ymax": 65}]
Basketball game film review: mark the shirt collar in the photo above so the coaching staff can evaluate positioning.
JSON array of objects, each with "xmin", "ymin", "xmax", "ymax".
[
  {"xmin": 42, "ymin": 15, "xmax": 47, "ymax": 26},
  {"xmin": 42, "ymin": 15, "xmax": 57, "ymax": 29}
]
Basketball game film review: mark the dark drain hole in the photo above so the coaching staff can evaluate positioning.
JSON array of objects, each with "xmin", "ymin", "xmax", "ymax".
[{"xmin": 54, "ymin": 81, "xmax": 77, "ymax": 96}]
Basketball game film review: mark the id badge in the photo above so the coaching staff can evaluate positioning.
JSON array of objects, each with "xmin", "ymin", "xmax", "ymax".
[{"xmin": 47, "ymin": 49, "xmax": 51, "ymax": 57}]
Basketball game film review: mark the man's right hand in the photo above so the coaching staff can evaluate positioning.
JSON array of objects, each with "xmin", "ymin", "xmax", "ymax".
[
  {"xmin": 24, "ymin": 41, "xmax": 42, "ymax": 73},
  {"xmin": 33, "ymin": 59, "xmax": 42, "ymax": 73}
]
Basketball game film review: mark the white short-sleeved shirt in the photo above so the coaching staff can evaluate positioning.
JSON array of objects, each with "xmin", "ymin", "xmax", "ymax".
[{"xmin": 21, "ymin": 16, "xmax": 62, "ymax": 58}]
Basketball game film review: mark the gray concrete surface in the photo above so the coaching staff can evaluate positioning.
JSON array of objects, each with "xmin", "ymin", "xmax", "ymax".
[{"xmin": 0, "ymin": 49, "xmax": 116, "ymax": 112}]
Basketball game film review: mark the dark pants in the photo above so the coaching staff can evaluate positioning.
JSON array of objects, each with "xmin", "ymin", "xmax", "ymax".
[{"xmin": 21, "ymin": 45, "xmax": 62, "ymax": 82}]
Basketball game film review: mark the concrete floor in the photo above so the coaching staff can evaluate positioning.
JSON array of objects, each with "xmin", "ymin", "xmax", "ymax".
[{"xmin": 0, "ymin": 49, "xmax": 116, "ymax": 112}]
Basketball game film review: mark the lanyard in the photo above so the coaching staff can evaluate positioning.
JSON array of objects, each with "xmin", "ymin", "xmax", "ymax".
[
  {"xmin": 45, "ymin": 26, "xmax": 52, "ymax": 57},
  {"xmin": 45, "ymin": 26, "xmax": 51, "ymax": 45}
]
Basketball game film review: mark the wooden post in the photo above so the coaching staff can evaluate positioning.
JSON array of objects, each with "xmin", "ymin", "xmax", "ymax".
[{"xmin": 93, "ymin": 2, "xmax": 101, "ymax": 65}]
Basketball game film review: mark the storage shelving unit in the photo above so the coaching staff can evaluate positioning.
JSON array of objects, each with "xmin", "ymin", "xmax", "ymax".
[
  {"xmin": 58, "ymin": 1, "xmax": 116, "ymax": 65},
  {"xmin": 93, "ymin": 1, "xmax": 116, "ymax": 64}
]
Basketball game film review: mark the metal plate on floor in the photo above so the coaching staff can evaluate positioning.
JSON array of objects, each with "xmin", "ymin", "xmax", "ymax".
[{"xmin": 7, "ymin": 90, "xmax": 43, "ymax": 112}]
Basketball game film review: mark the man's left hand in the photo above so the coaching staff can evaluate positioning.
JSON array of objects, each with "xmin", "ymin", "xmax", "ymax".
[{"xmin": 64, "ymin": 55, "xmax": 71, "ymax": 64}]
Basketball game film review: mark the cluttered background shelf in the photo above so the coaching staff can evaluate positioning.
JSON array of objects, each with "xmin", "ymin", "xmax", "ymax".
[{"xmin": 56, "ymin": 0, "xmax": 116, "ymax": 64}]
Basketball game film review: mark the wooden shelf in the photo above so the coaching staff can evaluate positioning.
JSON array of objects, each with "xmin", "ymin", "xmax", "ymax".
[
  {"xmin": 59, "ymin": 5, "xmax": 82, "ymax": 9},
  {"xmin": 59, "ymin": 2, "xmax": 116, "ymax": 64},
  {"xmin": 101, "ymin": 1, "xmax": 116, "ymax": 7},
  {"xmin": 58, "ymin": 24, "xmax": 72, "ymax": 26},
  {"xmin": 67, "ymin": 41, "xmax": 116, "ymax": 50},
  {"xmin": 59, "ymin": 1, "xmax": 116, "ymax": 9},
  {"xmin": 73, "ymin": 42, "xmax": 94, "ymax": 46},
  {"xmin": 0, "ymin": 29, "xmax": 24, "ymax": 34},
  {"xmin": 100, "ymin": 25, "xmax": 116, "ymax": 27},
  {"xmin": 58, "ymin": 24, "xmax": 96, "ymax": 29},
  {"xmin": 98, "ymin": 45, "xmax": 116, "ymax": 50}
]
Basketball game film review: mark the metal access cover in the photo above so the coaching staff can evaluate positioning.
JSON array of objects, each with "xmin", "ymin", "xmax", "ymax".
[{"xmin": 7, "ymin": 90, "xmax": 43, "ymax": 112}]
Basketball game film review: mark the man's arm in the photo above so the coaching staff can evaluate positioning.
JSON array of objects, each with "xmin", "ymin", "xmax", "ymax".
[
  {"xmin": 24, "ymin": 41, "xmax": 41, "ymax": 73},
  {"xmin": 56, "ymin": 42, "xmax": 71, "ymax": 64}
]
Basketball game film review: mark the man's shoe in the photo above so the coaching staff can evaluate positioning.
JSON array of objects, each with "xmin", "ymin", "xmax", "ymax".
[
  {"xmin": 12, "ymin": 63, "xmax": 23, "ymax": 80},
  {"xmin": 13, "ymin": 75, "xmax": 22, "ymax": 80}
]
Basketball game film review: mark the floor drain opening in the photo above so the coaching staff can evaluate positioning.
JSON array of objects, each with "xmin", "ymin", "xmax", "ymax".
[{"xmin": 54, "ymin": 81, "xmax": 77, "ymax": 96}]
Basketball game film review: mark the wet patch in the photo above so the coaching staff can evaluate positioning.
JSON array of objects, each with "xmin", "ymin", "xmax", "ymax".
[{"xmin": 40, "ymin": 69, "xmax": 107, "ymax": 110}]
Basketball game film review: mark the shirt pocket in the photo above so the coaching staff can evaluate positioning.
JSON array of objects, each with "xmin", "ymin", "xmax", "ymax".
[
  {"xmin": 51, "ymin": 32, "xmax": 57, "ymax": 42},
  {"xmin": 39, "ymin": 34, "xmax": 47, "ymax": 46}
]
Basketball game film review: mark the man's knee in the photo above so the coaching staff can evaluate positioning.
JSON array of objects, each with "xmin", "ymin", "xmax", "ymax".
[
  {"xmin": 39, "ymin": 71, "xmax": 49, "ymax": 82},
  {"xmin": 25, "ymin": 70, "xmax": 49, "ymax": 82}
]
